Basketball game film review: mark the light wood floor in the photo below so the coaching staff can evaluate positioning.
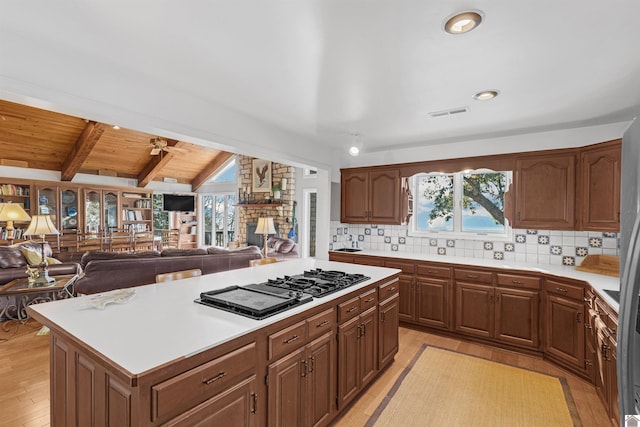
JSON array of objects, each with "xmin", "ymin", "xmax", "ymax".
[{"xmin": 0, "ymin": 320, "xmax": 613, "ymax": 427}]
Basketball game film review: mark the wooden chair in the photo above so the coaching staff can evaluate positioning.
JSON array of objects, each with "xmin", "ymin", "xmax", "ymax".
[
  {"xmin": 160, "ymin": 229, "xmax": 181, "ymax": 249},
  {"xmin": 155, "ymin": 269, "xmax": 202, "ymax": 283},
  {"xmin": 133, "ymin": 230, "xmax": 155, "ymax": 252},
  {"xmin": 76, "ymin": 231, "xmax": 103, "ymax": 252},
  {"xmin": 108, "ymin": 230, "xmax": 132, "ymax": 252},
  {"xmin": 249, "ymin": 257, "xmax": 277, "ymax": 267}
]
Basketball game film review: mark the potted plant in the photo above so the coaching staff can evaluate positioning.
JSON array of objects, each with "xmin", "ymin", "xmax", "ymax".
[{"xmin": 272, "ymin": 184, "xmax": 281, "ymax": 200}]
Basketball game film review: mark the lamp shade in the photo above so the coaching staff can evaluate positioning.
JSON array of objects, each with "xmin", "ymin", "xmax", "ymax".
[
  {"xmin": 24, "ymin": 215, "xmax": 60, "ymax": 237},
  {"xmin": 255, "ymin": 217, "xmax": 276, "ymax": 235},
  {"xmin": 0, "ymin": 202, "xmax": 32, "ymax": 222}
]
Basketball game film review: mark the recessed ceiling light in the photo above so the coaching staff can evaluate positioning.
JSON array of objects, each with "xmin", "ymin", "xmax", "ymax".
[
  {"xmin": 473, "ymin": 90, "xmax": 499, "ymax": 101},
  {"xmin": 349, "ymin": 146, "xmax": 360, "ymax": 156},
  {"xmin": 444, "ymin": 11, "xmax": 483, "ymax": 34},
  {"xmin": 112, "ymin": 125, "xmax": 121, "ymax": 130}
]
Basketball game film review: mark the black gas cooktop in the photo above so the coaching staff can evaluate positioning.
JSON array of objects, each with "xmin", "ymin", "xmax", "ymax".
[{"xmin": 195, "ymin": 269, "xmax": 370, "ymax": 320}]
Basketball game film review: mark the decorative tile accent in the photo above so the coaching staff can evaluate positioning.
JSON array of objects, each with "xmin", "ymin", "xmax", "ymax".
[
  {"xmin": 329, "ymin": 243, "xmax": 333, "ymax": 250},
  {"xmin": 494, "ymin": 251, "xmax": 504, "ymax": 260},
  {"xmin": 484, "ymin": 241, "xmax": 494, "ymax": 250},
  {"xmin": 603, "ymin": 232, "xmax": 617, "ymax": 238},
  {"xmin": 550, "ymin": 245, "xmax": 562, "ymax": 255},
  {"xmin": 537, "ymin": 235, "xmax": 550, "ymax": 245},
  {"xmin": 526, "ymin": 230, "xmax": 538, "ymax": 235},
  {"xmin": 371, "ymin": 224, "xmax": 378, "ymax": 228},
  {"xmin": 358, "ymin": 235, "xmax": 364, "ymax": 241},
  {"xmin": 377, "ymin": 229, "xmax": 385, "ymax": 236},
  {"xmin": 399, "ymin": 236, "xmax": 406, "ymax": 244},
  {"xmin": 337, "ymin": 228, "xmax": 343, "ymax": 235},
  {"xmin": 430, "ymin": 239, "xmax": 438, "ymax": 247},
  {"xmin": 346, "ymin": 235, "xmax": 352, "ymax": 241},
  {"xmin": 562, "ymin": 256, "xmax": 576, "ymax": 266},
  {"xmin": 515, "ymin": 234, "xmax": 526, "ymax": 243},
  {"xmin": 364, "ymin": 228, "xmax": 371, "ymax": 235},
  {"xmin": 504, "ymin": 243, "xmax": 515, "ymax": 252},
  {"xmin": 446, "ymin": 239, "xmax": 455, "ymax": 248},
  {"xmin": 576, "ymin": 247, "xmax": 589, "ymax": 257},
  {"xmin": 589, "ymin": 237, "xmax": 603, "ymax": 248},
  {"xmin": 332, "ymin": 236, "xmax": 337, "ymax": 242},
  {"xmin": 343, "ymin": 227, "xmax": 348, "ymax": 234},
  {"xmin": 384, "ymin": 236, "xmax": 391, "ymax": 243},
  {"xmin": 391, "ymin": 244, "xmax": 399, "ymax": 251},
  {"xmin": 437, "ymin": 247, "xmax": 446, "ymax": 255}
]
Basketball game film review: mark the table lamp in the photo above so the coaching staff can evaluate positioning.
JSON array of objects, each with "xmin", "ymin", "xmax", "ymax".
[
  {"xmin": 24, "ymin": 215, "xmax": 60, "ymax": 286},
  {"xmin": 255, "ymin": 217, "xmax": 276, "ymax": 257},
  {"xmin": 0, "ymin": 202, "xmax": 32, "ymax": 244}
]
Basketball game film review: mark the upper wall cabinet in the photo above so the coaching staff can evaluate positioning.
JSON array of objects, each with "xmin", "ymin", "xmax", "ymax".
[
  {"xmin": 579, "ymin": 140, "xmax": 621, "ymax": 232},
  {"xmin": 513, "ymin": 153, "xmax": 576, "ymax": 230},
  {"xmin": 341, "ymin": 169, "xmax": 401, "ymax": 224}
]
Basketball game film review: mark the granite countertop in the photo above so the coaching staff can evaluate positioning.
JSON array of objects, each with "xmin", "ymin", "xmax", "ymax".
[
  {"xmin": 27, "ymin": 259, "xmax": 400, "ymax": 375},
  {"xmin": 330, "ymin": 249, "xmax": 621, "ymax": 310}
]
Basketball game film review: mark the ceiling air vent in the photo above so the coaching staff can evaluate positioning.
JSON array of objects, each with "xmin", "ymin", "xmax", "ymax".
[{"xmin": 429, "ymin": 106, "xmax": 469, "ymax": 118}]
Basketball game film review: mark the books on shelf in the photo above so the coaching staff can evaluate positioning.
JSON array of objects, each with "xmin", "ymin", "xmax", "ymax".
[{"xmin": 1, "ymin": 184, "xmax": 29, "ymax": 196}]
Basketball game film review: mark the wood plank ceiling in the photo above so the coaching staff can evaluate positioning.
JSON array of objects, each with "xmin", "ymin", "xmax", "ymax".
[{"xmin": 0, "ymin": 99, "xmax": 233, "ymax": 190}]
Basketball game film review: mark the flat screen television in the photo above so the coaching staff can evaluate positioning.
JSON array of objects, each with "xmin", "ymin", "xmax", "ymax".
[{"xmin": 163, "ymin": 194, "xmax": 195, "ymax": 212}]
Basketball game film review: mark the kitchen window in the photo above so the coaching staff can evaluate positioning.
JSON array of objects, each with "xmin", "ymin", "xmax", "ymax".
[{"xmin": 409, "ymin": 170, "xmax": 512, "ymax": 240}]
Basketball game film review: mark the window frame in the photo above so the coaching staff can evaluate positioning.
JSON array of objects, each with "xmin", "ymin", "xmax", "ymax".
[{"xmin": 408, "ymin": 169, "xmax": 513, "ymax": 241}]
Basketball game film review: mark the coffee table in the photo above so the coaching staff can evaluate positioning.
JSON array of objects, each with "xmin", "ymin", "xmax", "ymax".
[{"xmin": 0, "ymin": 274, "xmax": 78, "ymax": 324}]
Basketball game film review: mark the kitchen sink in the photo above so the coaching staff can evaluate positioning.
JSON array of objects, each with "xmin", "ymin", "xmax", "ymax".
[{"xmin": 334, "ymin": 248, "xmax": 362, "ymax": 252}]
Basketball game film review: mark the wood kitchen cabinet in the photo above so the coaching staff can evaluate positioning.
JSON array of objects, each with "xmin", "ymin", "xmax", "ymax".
[
  {"xmin": 341, "ymin": 168, "xmax": 401, "ymax": 224},
  {"xmin": 383, "ymin": 260, "xmax": 415, "ymax": 323},
  {"xmin": 337, "ymin": 305, "xmax": 377, "ymax": 409},
  {"xmin": 544, "ymin": 279, "xmax": 586, "ymax": 372},
  {"xmin": 579, "ymin": 139, "xmax": 621, "ymax": 231},
  {"xmin": 514, "ymin": 152, "xmax": 576, "ymax": 230},
  {"xmin": 267, "ymin": 332, "xmax": 334, "ymax": 427},
  {"xmin": 378, "ymin": 283, "xmax": 400, "ymax": 368},
  {"xmin": 455, "ymin": 281, "xmax": 494, "ymax": 339},
  {"xmin": 415, "ymin": 263, "xmax": 452, "ymax": 330},
  {"xmin": 594, "ymin": 299, "xmax": 619, "ymax": 426}
]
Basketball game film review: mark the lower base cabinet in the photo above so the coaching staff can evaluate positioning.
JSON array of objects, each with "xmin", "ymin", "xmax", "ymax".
[
  {"xmin": 268, "ymin": 332, "xmax": 334, "ymax": 427},
  {"xmin": 337, "ymin": 306, "xmax": 378, "ymax": 409},
  {"xmin": 379, "ymin": 293, "xmax": 399, "ymax": 367}
]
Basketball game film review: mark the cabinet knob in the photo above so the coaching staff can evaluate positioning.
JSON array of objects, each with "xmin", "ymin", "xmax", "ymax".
[
  {"xmin": 555, "ymin": 287, "xmax": 568, "ymax": 293},
  {"xmin": 202, "ymin": 371, "xmax": 226, "ymax": 385},
  {"xmin": 283, "ymin": 335, "xmax": 300, "ymax": 344},
  {"xmin": 347, "ymin": 306, "xmax": 358, "ymax": 313},
  {"xmin": 316, "ymin": 320, "xmax": 329, "ymax": 328}
]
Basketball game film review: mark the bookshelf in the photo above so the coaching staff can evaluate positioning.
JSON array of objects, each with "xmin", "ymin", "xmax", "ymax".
[
  {"xmin": 178, "ymin": 212, "xmax": 198, "ymax": 248},
  {"xmin": 121, "ymin": 191, "xmax": 153, "ymax": 233},
  {"xmin": 0, "ymin": 180, "xmax": 32, "ymax": 241}
]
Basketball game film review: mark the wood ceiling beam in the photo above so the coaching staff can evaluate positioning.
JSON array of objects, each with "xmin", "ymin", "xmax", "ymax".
[
  {"xmin": 191, "ymin": 151, "xmax": 235, "ymax": 191},
  {"xmin": 137, "ymin": 140, "xmax": 183, "ymax": 187},
  {"xmin": 60, "ymin": 121, "xmax": 106, "ymax": 181}
]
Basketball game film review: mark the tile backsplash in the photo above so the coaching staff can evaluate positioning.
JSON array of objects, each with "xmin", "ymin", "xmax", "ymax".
[{"xmin": 329, "ymin": 221, "xmax": 619, "ymax": 266}]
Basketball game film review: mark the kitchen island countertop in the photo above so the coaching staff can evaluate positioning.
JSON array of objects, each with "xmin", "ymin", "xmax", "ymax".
[{"xmin": 27, "ymin": 258, "xmax": 400, "ymax": 375}]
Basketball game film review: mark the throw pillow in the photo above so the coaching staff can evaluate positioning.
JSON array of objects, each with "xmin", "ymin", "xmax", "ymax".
[
  {"xmin": 19, "ymin": 247, "xmax": 62, "ymax": 266},
  {"xmin": 0, "ymin": 246, "xmax": 27, "ymax": 268},
  {"xmin": 278, "ymin": 239, "xmax": 296, "ymax": 254}
]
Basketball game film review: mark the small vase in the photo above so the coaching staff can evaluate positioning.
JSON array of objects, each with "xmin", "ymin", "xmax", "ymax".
[{"xmin": 273, "ymin": 191, "xmax": 281, "ymax": 200}]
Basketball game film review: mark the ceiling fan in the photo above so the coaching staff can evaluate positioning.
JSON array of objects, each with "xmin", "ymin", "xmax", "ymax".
[{"xmin": 149, "ymin": 137, "xmax": 187, "ymax": 155}]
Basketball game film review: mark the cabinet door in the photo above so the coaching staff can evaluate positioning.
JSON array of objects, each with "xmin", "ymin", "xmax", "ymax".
[
  {"xmin": 379, "ymin": 294, "xmax": 399, "ymax": 368},
  {"xmin": 494, "ymin": 287, "xmax": 540, "ymax": 349},
  {"xmin": 268, "ymin": 347, "xmax": 305, "ymax": 427},
  {"xmin": 36, "ymin": 186, "xmax": 58, "ymax": 222},
  {"xmin": 103, "ymin": 191, "xmax": 119, "ymax": 232},
  {"xmin": 166, "ymin": 376, "xmax": 258, "ymax": 427},
  {"xmin": 84, "ymin": 189, "xmax": 102, "ymax": 233},
  {"xmin": 359, "ymin": 307, "xmax": 378, "ymax": 388},
  {"xmin": 341, "ymin": 171, "xmax": 369, "ymax": 223},
  {"xmin": 580, "ymin": 141, "xmax": 621, "ymax": 231},
  {"xmin": 545, "ymin": 294, "xmax": 585, "ymax": 369},
  {"xmin": 306, "ymin": 333, "xmax": 334, "ymax": 427},
  {"xmin": 368, "ymin": 169, "xmax": 401, "ymax": 224},
  {"xmin": 397, "ymin": 274, "xmax": 415, "ymax": 322},
  {"xmin": 455, "ymin": 282, "xmax": 493, "ymax": 338},
  {"xmin": 60, "ymin": 187, "xmax": 79, "ymax": 233},
  {"xmin": 337, "ymin": 316, "xmax": 360, "ymax": 409},
  {"xmin": 515, "ymin": 153, "xmax": 576, "ymax": 229},
  {"xmin": 416, "ymin": 277, "xmax": 450, "ymax": 330},
  {"xmin": 609, "ymin": 343, "xmax": 619, "ymax": 425}
]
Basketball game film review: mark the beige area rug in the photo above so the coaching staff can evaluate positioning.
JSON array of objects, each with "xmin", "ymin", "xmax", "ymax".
[{"xmin": 366, "ymin": 345, "xmax": 581, "ymax": 427}]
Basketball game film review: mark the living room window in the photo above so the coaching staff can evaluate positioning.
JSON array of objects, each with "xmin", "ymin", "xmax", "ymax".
[
  {"xmin": 409, "ymin": 170, "xmax": 512, "ymax": 240},
  {"xmin": 203, "ymin": 194, "xmax": 236, "ymax": 247}
]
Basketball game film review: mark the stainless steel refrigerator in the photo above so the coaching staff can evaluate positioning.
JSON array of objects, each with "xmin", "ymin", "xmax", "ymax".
[{"xmin": 619, "ymin": 114, "xmax": 640, "ymax": 417}]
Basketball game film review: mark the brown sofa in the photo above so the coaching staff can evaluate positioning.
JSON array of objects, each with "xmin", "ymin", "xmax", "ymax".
[
  {"xmin": 266, "ymin": 236, "xmax": 300, "ymax": 260},
  {"xmin": 0, "ymin": 241, "xmax": 82, "ymax": 286},
  {"xmin": 74, "ymin": 246, "xmax": 263, "ymax": 295}
]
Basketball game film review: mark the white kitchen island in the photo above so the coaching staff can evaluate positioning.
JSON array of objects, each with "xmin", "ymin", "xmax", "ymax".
[{"xmin": 28, "ymin": 259, "xmax": 401, "ymax": 426}]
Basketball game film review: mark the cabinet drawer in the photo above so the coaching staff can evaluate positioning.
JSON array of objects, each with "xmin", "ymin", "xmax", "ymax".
[
  {"xmin": 416, "ymin": 264, "xmax": 451, "ymax": 278},
  {"xmin": 269, "ymin": 321, "xmax": 307, "ymax": 360},
  {"xmin": 384, "ymin": 260, "xmax": 415, "ymax": 274},
  {"xmin": 339, "ymin": 296, "xmax": 361, "ymax": 323},
  {"xmin": 496, "ymin": 273, "xmax": 541, "ymax": 290},
  {"xmin": 306, "ymin": 308, "xmax": 335, "ymax": 340},
  {"xmin": 379, "ymin": 279, "xmax": 399, "ymax": 301},
  {"xmin": 545, "ymin": 279, "xmax": 584, "ymax": 301},
  {"xmin": 151, "ymin": 342, "xmax": 256, "ymax": 422},
  {"xmin": 454, "ymin": 268, "xmax": 493, "ymax": 284},
  {"xmin": 360, "ymin": 288, "xmax": 378, "ymax": 310}
]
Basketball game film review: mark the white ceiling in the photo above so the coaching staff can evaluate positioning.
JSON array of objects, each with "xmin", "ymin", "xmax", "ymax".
[{"xmin": 2, "ymin": 1, "xmax": 640, "ymax": 161}]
